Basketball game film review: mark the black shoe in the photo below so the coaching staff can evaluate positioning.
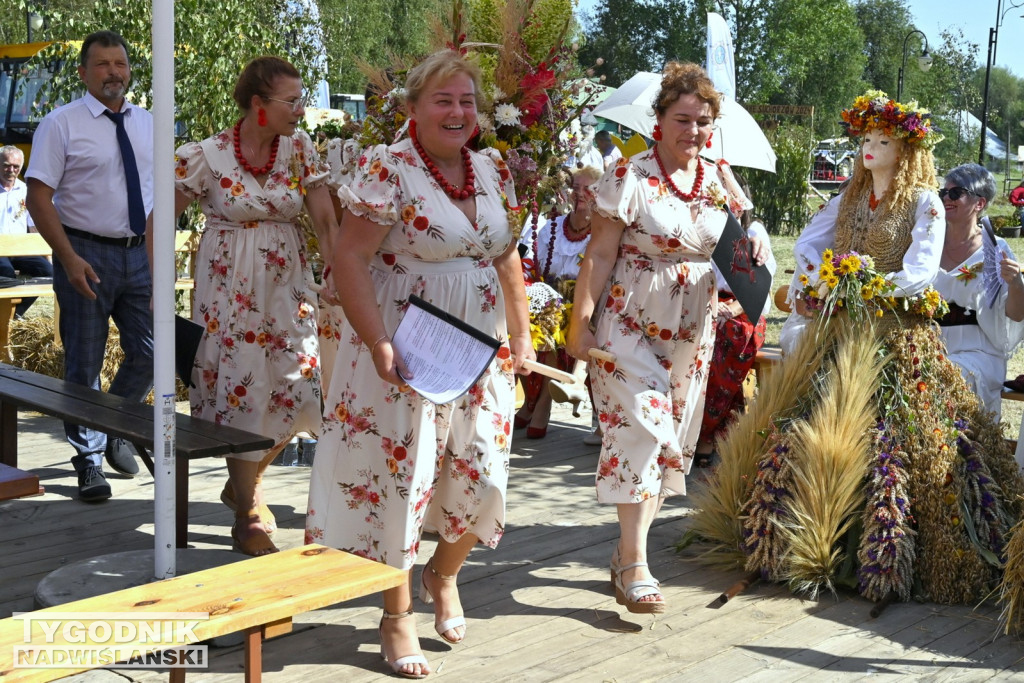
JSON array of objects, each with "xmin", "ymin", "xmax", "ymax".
[
  {"xmin": 78, "ymin": 466, "xmax": 111, "ymax": 502},
  {"xmin": 105, "ymin": 438, "xmax": 139, "ymax": 478}
]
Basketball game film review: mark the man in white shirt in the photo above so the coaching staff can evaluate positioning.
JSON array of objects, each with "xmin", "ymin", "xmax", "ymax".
[
  {"xmin": 26, "ymin": 30, "xmax": 154, "ymax": 502},
  {"xmin": 0, "ymin": 146, "xmax": 54, "ymax": 316},
  {"xmin": 594, "ymin": 130, "xmax": 622, "ymax": 170}
]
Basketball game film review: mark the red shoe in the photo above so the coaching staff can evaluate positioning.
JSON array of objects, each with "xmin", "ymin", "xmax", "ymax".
[
  {"xmin": 526, "ymin": 426, "xmax": 547, "ymax": 439},
  {"xmin": 514, "ymin": 414, "xmax": 531, "ymax": 430}
]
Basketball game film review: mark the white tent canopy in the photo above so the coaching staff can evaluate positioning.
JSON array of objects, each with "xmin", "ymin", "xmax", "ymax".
[{"xmin": 955, "ymin": 110, "xmax": 1018, "ymax": 162}]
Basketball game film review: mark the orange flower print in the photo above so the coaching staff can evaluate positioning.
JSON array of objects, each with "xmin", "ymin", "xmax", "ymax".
[
  {"xmin": 495, "ymin": 432, "xmax": 508, "ymax": 450},
  {"xmin": 243, "ymin": 221, "xmax": 259, "ymax": 229},
  {"xmin": 175, "ymin": 166, "xmax": 186, "ymax": 179},
  {"xmin": 646, "ymin": 323, "xmax": 660, "ymax": 337},
  {"xmin": 230, "ymin": 183, "xmax": 245, "ymax": 197},
  {"xmin": 227, "ymin": 393, "xmax": 240, "ymax": 407},
  {"xmin": 256, "ymin": 332, "xmax": 268, "ymax": 347},
  {"xmin": 298, "ymin": 302, "xmax": 313, "ymax": 319},
  {"xmin": 334, "ymin": 402, "xmax": 349, "ymax": 422},
  {"xmin": 386, "ymin": 457, "xmax": 399, "ymax": 474},
  {"xmin": 401, "ymin": 205, "xmax": 417, "ymax": 224},
  {"xmin": 206, "ymin": 318, "xmax": 220, "ymax": 334},
  {"xmin": 610, "ymin": 284, "xmax": 625, "ymax": 298},
  {"xmin": 368, "ymin": 159, "xmax": 383, "ymax": 175}
]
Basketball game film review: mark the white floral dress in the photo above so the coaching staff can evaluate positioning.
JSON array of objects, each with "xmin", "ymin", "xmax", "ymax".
[
  {"xmin": 590, "ymin": 152, "xmax": 745, "ymax": 502},
  {"xmin": 318, "ymin": 138, "xmax": 364, "ymax": 397},
  {"xmin": 305, "ymin": 138, "xmax": 519, "ymax": 570},
  {"xmin": 174, "ymin": 129, "xmax": 327, "ymax": 460}
]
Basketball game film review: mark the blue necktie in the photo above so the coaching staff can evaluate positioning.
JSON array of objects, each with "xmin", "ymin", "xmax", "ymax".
[{"xmin": 103, "ymin": 110, "xmax": 146, "ymax": 236}]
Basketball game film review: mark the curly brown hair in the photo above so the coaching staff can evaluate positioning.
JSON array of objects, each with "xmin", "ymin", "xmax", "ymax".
[{"xmin": 654, "ymin": 62, "xmax": 721, "ymax": 119}]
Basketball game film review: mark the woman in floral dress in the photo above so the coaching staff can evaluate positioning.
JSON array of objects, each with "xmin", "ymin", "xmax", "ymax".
[
  {"xmin": 516, "ymin": 164, "xmax": 601, "ymax": 438},
  {"xmin": 174, "ymin": 56, "xmax": 338, "ymax": 556},
  {"xmin": 304, "ymin": 51, "xmax": 532, "ymax": 679},
  {"xmin": 568, "ymin": 62, "xmax": 758, "ymax": 615}
]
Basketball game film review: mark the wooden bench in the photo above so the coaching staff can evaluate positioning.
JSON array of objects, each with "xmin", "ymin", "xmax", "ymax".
[
  {"xmin": 0, "ymin": 363, "xmax": 273, "ymax": 548},
  {"xmin": 0, "ymin": 463, "xmax": 41, "ymax": 501},
  {"xmin": 0, "ymin": 232, "xmax": 199, "ymax": 357},
  {"xmin": 0, "ymin": 544, "xmax": 406, "ymax": 682}
]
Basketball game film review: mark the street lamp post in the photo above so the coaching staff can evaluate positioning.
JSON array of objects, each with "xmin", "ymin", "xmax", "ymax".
[
  {"xmin": 25, "ymin": 9, "xmax": 44, "ymax": 43},
  {"xmin": 897, "ymin": 29, "xmax": 932, "ymax": 102},
  {"xmin": 978, "ymin": 0, "xmax": 1024, "ymax": 165}
]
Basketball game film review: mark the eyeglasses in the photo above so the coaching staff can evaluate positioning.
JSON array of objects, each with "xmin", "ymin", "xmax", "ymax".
[
  {"xmin": 939, "ymin": 186, "xmax": 974, "ymax": 201},
  {"xmin": 265, "ymin": 92, "xmax": 309, "ymax": 114}
]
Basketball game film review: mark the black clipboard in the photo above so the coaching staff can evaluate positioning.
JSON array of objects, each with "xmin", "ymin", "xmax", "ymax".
[
  {"xmin": 393, "ymin": 295, "xmax": 501, "ymax": 403},
  {"xmin": 711, "ymin": 210, "xmax": 772, "ymax": 321},
  {"xmin": 174, "ymin": 315, "xmax": 204, "ymax": 388}
]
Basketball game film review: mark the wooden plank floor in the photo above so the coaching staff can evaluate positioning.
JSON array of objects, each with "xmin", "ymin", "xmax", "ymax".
[{"xmin": 1, "ymin": 403, "xmax": 1022, "ymax": 682}]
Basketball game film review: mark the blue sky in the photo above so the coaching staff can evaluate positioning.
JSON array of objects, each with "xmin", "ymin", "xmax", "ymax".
[{"xmin": 574, "ymin": 0, "xmax": 1024, "ymax": 76}]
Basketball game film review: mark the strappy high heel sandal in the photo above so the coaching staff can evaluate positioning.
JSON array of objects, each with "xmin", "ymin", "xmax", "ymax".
[
  {"xmin": 418, "ymin": 560, "xmax": 467, "ymax": 644},
  {"xmin": 614, "ymin": 561, "xmax": 666, "ymax": 614},
  {"xmin": 221, "ymin": 480, "xmax": 277, "ymax": 534},
  {"xmin": 379, "ymin": 610, "xmax": 430, "ymax": 679},
  {"xmin": 231, "ymin": 513, "xmax": 279, "ymax": 557}
]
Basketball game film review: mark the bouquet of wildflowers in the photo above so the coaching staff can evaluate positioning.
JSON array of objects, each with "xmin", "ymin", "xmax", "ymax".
[{"xmin": 799, "ymin": 248, "xmax": 948, "ymax": 321}]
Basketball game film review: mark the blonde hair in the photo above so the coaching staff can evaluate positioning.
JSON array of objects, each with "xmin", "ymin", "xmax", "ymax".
[
  {"xmin": 405, "ymin": 50, "xmax": 483, "ymax": 107},
  {"xmin": 572, "ymin": 165, "xmax": 602, "ymax": 186},
  {"xmin": 654, "ymin": 62, "xmax": 721, "ymax": 119},
  {"xmin": 833, "ymin": 139, "xmax": 936, "ymax": 240}
]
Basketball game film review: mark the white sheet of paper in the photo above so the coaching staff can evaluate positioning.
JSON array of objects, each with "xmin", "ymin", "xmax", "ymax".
[{"xmin": 391, "ymin": 302, "xmax": 498, "ymax": 404}]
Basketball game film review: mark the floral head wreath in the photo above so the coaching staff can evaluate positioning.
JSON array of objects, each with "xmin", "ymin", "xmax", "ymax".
[{"xmin": 840, "ymin": 89, "xmax": 943, "ymax": 149}]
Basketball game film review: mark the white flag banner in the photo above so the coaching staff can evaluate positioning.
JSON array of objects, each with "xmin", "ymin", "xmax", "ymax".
[{"xmin": 706, "ymin": 12, "xmax": 736, "ymax": 100}]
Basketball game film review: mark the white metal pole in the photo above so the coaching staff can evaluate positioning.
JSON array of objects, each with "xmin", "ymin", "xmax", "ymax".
[{"xmin": 152, "ymin": 0, "xmax": 177, "ymax": 579}]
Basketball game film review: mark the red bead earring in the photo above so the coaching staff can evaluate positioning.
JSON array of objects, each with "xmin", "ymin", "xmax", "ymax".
[
  {"xmin": 652, "ymin": 124, "xmax": 662, "ymax": 141},
  {"xmin": 705, "ymin": 131, "xmax": 713, "ymax": 148},
  {"xmin": 257, "ymin": 108, "xmax": 267, "ymax": 127}
]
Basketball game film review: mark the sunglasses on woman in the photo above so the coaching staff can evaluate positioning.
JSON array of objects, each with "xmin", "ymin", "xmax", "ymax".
[{"xmin": 939, "ymin": 186, "xmax": 974, "ymax": 201}]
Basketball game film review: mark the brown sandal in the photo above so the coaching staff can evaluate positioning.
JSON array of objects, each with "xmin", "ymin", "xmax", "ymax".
[
  {"xmin": 221, "ymin": 480, "xmax": 277, "ymax": 534},
  {"xmin": 231, "ymin": 514, "xmax": 279, "ymax": 557}
]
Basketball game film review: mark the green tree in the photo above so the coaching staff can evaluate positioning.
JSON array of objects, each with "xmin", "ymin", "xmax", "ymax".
[
  {"xmin": 21, "ymin": 0, "xmax": 324, "ymax": 142},
  {"xmin": 853, "ymin": 0, "xmax": 912, "ymax": 96},
  {"xmin": 315, "ymin": 0, "xmax": 441, "ymax": 96},
  {"xmin": 578, "ymin": 0, "xmax": 664, "ymax": 86}
]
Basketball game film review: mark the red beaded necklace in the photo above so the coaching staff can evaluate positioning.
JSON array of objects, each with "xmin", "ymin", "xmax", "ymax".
[
  {"xmin": 533, "ymin": 217, "xmax": 558, "ymax": 282},
  {"xmin": 562, "ymin": 216, "xmax": 590, "ymax": 242},
  {"xmin": 409, "ymin": 119, "xmax": 475, "ymax": 200},
  {"xmin": 652, "ymin": 145, "xmax": 704, "ymax": 202},
  {"xmin": 869, "ymin": 192, "xmax": 880, "ymax": 211},
  {"xmin": 233, "ymin": 119, "xmax": 279, "ymax": 176}
]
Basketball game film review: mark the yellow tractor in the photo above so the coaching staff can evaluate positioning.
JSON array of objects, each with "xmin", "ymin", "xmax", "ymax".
[{"xmin": 0, "ymin": 41, "xmax": 60, "ymax": 166}]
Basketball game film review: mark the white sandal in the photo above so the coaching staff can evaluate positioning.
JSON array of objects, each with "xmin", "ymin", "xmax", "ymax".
[
  {"xmin": 614, "ymin": 561, "xmax": 666, "ymax": 614},
  {"xmin": 418, "ymin": 560, "xmax": 467, "ymax": 644},
  {"xmin": 379, "ymin": 610, "xmax": 430, "ymax": 679}
]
